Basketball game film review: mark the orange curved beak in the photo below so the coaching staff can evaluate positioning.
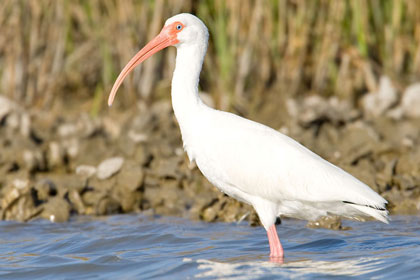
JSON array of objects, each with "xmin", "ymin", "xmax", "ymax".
[{"xmin": 108, "ymin": 23, "xmax": 180, "ymax": 106}]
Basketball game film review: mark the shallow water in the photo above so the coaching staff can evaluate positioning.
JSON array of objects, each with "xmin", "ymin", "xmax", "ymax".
[{"xmin": 0, "ymin": 214, "xmax": 419, "ymax": 279}]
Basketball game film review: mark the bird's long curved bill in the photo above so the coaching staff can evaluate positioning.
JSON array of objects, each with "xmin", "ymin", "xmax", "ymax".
[{"xmin": 107, "ymin": 31, "xmax": 173, "ymax": 106}]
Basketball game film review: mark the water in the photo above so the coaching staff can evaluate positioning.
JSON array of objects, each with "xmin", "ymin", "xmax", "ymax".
[{"xmin": 0, "ymin": 214, "xmax": 419, "ymax": 279}]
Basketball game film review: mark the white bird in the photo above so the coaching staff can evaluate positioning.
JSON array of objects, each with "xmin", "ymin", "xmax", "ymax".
[{"xmin": 108, "ymin": 13, "xmax": 388, "ymax": 259}]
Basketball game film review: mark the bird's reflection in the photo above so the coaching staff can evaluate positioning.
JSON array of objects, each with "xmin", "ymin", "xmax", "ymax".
[{"xmin": 269, "ymin": 256, "xmax": 284, "ymax": 264}]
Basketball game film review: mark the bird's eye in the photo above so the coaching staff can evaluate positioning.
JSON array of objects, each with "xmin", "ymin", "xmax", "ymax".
[{"xmin": 176, "ymin": 24, "xmax": 183, "ymax": 30}]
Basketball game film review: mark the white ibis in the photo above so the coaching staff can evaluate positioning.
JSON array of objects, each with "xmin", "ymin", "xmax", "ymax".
[{"xmin": 108, "ymin": 13, "xmax": 388, "ymax": 258}]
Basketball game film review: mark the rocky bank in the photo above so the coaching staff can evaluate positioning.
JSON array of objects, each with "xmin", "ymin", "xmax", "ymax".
[{"xmin": 0, "ymin": 77, "xmax": 419, "ymax": 229}]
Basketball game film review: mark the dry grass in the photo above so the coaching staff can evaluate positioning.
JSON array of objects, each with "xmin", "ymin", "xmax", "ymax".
[{"xmin": 0, "ymin": 0, "xmax": 419, "ymax": 112}]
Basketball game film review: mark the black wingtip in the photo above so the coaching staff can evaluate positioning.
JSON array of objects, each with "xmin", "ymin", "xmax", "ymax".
[{"xmin": 342, "ymin": 201, "xmax": 386, "ymax": 211}]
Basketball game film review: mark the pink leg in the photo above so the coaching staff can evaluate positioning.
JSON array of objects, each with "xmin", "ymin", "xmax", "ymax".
[{"xmin": 267, "ymin": 224, "xmax": 284, "ymax": 258}]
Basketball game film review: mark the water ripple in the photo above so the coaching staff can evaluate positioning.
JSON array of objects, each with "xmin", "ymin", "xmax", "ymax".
[{"xmin": 0, "ymin": 215, "xmax": 418, "ymax": 279}]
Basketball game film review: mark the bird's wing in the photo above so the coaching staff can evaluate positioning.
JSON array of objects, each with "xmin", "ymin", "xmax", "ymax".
[{"xmin": 197, "ymin": 110, "xmax": 386, "ymax": 210}]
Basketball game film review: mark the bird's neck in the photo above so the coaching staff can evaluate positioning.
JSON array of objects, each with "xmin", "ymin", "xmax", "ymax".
[{"xmin": 171, "ymin": 42, "xmax": 207, "ymax": 127}]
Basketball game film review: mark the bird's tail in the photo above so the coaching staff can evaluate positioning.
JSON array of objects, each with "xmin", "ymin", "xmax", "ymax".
[{"xmin": 347, "ymin": 203, "xmax": 389, "ymax": 223}]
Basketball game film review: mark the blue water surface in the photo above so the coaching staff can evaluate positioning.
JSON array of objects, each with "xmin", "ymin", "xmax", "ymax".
[{"xmin": 0, "ymin": 214, "xmax": 419, "ymax": 279}]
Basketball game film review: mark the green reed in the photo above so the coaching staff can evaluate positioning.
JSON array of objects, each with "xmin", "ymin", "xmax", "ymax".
[{"xmin": 0, "ymin": 0, "xmax": 418, "ymax": 111}]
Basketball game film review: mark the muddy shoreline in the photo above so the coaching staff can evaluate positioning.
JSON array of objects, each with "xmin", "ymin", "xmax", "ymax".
[{"xmin": 1, "ymin": 80, "xmax": 419, "ymax": 228}]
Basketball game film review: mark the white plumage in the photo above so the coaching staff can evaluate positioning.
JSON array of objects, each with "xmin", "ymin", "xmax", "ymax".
[
  {"xmin": 108, "ymin": 13, "xmax": 388, "ymax": 258},
  {"xmin": 186, "ymin": 108, "xmax": 388, "ymax": 225}
]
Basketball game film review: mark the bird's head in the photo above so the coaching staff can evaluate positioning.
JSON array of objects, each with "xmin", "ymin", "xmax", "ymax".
[
  {"xmin": 108, "ymin": 13, "xmax": 208, "ymax": 106},
  {"xmin": 164, "ymin": 13, "xmax": 209, "ymax": 47}
]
